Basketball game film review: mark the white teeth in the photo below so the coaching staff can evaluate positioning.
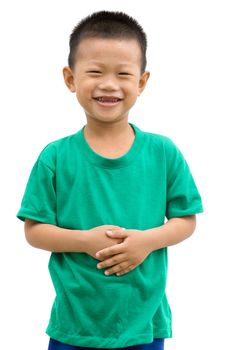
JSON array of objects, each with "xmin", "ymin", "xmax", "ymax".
[{"xmin": 96, "ymin": 97, "xmax": 120, "ymax": 103}]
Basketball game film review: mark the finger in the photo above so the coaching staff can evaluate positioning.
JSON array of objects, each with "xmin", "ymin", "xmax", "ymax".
[
  {"xmin": 116, "ymin": 264, "xmax": 135, "ymax": 276},
  {"xmin": 97, "ymin": 253, "xmax": 126, "ymax": 269},
  {"xmin": 105, "ymin": 227, "xmax": 127, "ymax": 238},
  {"xmin": 104, "ymin": 260, "xmax": 130, "ymax": 276},
  {"xmin": 106, "ymin": 227, "xmax": 126, "ymax": 234},
  {"xmin": 109, "ymin": 227, "xmax": 125, "ymax": 231},
  {"xmin": 95, "ymin": 242, "xmax": 125, "ymax": 259},
  {"xmin": 108, "ymin": 225, "xmax": 123, "ymax": 230}
]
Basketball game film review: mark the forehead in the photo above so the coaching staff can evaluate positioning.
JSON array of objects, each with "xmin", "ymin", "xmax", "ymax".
[{"xmin": 75, "ymin": 37, "xmax": 142, "ymax": 68}]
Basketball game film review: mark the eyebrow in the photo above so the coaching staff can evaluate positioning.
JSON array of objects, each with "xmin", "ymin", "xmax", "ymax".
[{"xmin": 85, "ymin": 61, "xmax": 136, "ymax": 68}]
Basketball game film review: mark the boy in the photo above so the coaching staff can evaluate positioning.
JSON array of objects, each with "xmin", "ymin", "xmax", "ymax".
[{"xmin": 17, "ymin": 11, "xmax": 203, "ymax": 350}]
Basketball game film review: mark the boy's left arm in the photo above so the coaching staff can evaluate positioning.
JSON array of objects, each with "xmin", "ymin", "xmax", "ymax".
[{"xmin": 95, "ymin": 215, "xmax": 196, "ymax": 276}]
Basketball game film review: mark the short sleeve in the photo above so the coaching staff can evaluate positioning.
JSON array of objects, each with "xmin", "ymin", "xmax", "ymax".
[
  {"xmin": 17, "ymin": 156, "xmax": 57, "ymax": 225},
  {"xmin": 165, "ymin": 138, "xmax": 203, "ymax": 219}
]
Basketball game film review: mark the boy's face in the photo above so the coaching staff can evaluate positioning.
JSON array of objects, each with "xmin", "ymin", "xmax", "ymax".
[{"xmin": 63, "ymin": 37, "xmax": 150, "ymax": 124}]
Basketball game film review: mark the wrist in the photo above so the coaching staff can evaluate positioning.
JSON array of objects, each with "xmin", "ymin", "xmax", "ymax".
[
  {"xmin": 143, "ymin": 229, "xmax": 160, "ymax": 253},
  {"xmin": 76, "ymin": 229, "xmax": 89, "ymax": 253}
]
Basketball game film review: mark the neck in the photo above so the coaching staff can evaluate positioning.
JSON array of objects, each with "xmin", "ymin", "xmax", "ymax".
[{"xmin": 83, "ymin": 119, "xmax": 134, "ymax": 142}]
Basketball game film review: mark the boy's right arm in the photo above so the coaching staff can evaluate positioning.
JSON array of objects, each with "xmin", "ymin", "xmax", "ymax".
[{"xmin": 24, "ymin": 219, "xmax": 124, "ymax": 258}]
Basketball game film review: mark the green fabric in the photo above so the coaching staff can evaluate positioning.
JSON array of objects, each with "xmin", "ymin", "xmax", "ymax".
[{"xmin": 17, "ymin": 123, "xmax": 203, "ymax": 348}]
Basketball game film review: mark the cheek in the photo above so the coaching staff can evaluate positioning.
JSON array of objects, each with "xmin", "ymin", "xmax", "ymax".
[
  {"xmin": 124, "ymin": 79, "xmax": 139, "ymax": 91},
  {"xmin": 125, "ymin": 83, "xmax": 140, "ymax": 100},
  {"xmin": 76, "ymin": 81, "xmax": 93, "ymax": 100}
]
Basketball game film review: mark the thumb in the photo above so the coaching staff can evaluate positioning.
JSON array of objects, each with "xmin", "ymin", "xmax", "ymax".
[{"xmin": 105, "ymin": 227, "xmax": 127, "ymax": 237}]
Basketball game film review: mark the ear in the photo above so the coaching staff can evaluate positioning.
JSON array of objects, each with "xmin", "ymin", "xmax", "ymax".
[
  {"xmin": 138, "ymin": 71, "xmax": 150, "ymax": 96},
  {"xmin": 63, "ymin": 66, "xmax": 76, "ymax": 92}
]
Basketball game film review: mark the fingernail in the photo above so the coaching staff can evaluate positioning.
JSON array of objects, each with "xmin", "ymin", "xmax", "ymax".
[
  {"xmin": 105, "ymin": 271, "xmax": 110, "ymax": 275},
  {"xmin": 106, "ymin": 230, "xmax": 113, "ymax": 234}
]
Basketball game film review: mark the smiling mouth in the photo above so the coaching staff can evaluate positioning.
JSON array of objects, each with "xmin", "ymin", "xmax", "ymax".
[{"xmin": 93, "ymin": 96, "xmax": 123, "ymax": 104}]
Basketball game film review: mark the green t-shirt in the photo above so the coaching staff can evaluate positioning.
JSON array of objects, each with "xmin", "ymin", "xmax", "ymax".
[{"xmin": 17, "ymin": 123, "xmax": 203, "ymax": 348}]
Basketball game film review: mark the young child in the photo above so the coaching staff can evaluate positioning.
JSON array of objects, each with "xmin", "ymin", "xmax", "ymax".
[{"xmin": 17, "ymin": 11, "xmax": 203, "ymax": 350}]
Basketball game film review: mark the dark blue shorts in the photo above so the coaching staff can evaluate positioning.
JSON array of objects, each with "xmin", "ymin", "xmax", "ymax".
[{"xmin": 48, "ymin": 338, "xmax": 164, "ymax": 350}]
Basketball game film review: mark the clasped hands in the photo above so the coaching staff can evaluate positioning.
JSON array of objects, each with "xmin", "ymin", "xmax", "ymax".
[{"xmin": 95, "ymin": 228, "xmax": 153, "ymax": 277}]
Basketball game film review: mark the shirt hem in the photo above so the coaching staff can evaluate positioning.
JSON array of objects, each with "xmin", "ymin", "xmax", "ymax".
[
  {"xmin": 46, "ymin": 326, "xmax": 172, "ymax": 348},
  {"xmin": 16, "ymin": 208, "xmax": 57, "ymax": 225},
  {"xmin": 167, "ymin": 205, "xmax": 204, "ymax": 219}
]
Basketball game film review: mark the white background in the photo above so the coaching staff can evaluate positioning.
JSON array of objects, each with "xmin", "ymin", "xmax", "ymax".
[{"xmin": 1, "ymin": 1, "xmax": 233, "ymax": 349}]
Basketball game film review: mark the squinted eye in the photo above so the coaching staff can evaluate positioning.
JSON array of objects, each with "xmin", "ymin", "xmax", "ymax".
[
  {"xmin": 119, "ymin": 72, "xmax": 131, "ymax": 76},
  {"xmin": 87, "ymin": 71, "xmax": 102, "ymax": 75}
]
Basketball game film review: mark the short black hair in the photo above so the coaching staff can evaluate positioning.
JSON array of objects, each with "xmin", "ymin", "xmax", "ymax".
[{"xmin": 68, "ymin": 11, "xmax": 147, "ymax": 73}]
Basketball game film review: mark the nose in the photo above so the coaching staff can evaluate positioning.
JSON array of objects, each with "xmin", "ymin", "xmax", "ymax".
[{"xmin": 97, "ymin": 75, "xmax": 119, "ymax": 92}]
